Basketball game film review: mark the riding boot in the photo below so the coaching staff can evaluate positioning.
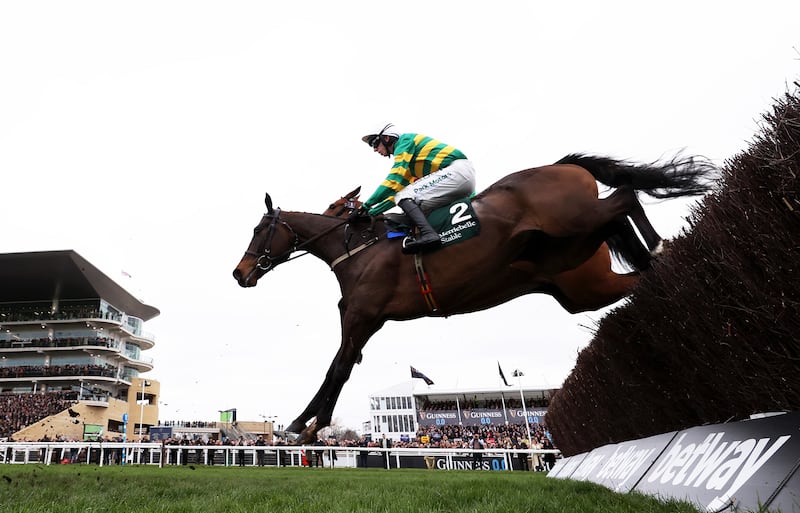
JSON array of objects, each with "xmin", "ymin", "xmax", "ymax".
[{"xmin": 398, "ymin": 199, "xmax": 441, "ymax": 254}]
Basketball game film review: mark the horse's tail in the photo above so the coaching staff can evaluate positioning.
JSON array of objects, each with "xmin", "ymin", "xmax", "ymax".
[{"xmin": 555, "ymin": 153, "xmax": 717, "ymax": 199}]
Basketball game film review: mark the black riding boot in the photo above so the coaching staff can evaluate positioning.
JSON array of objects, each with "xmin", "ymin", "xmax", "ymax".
[{"xmin": 398, "ymin": 199, "xmax": 441, "ymax": 254}]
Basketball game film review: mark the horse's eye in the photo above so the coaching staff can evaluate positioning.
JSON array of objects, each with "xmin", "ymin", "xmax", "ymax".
[
  {"xmin": 254, "ymin": 228, "xmax": 261, "ymax": 234},
  {"xmin": 329, "ymin": 204, "xmax": 335, "ymax": 209}
]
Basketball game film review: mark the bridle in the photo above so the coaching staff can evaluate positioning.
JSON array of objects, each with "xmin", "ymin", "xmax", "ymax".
[
  {"xmin": 330, "ymin": 198, "xmax": 358, "ymax": 217},
  {"xmin": 244, "ymin": 208, "xmax": 351, "ymax": 273},
  {"xmin": 244, "ymin": 208, "xmax": 299, "ymax": 272}
]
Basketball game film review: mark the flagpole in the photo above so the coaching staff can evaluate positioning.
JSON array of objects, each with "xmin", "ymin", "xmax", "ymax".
[
  {"xmin": 497, "ymin": 361, "xmax": 510, "ymax": 425},
  {"xmin": 454, "ymin": 376, "xmax": 462, "ymax": 426},
  {"xmin": 517, "ymin": 372, "xmax": 532, "ymax": 445}
]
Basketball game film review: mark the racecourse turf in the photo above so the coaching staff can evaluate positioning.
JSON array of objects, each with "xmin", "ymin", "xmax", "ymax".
[{"xmin": 0, "ymin": 464, "xmax": 708, "ymax": 513}]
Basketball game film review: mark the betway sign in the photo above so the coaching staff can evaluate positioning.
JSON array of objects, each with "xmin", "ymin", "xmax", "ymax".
[
  {"xmin": 564, "ymin": 432, "xmax": 676, "ymax": 492},
  {"xmin": 636, "ymin": 415, "xmax": 796, "ymax": 512},
  {"xmin": 550, "ymin": 411, "xmax": 800, "ymax": 512},
  {"xmin": 417, "ymin": 408, "xmax": 547, "ymax": 427}
]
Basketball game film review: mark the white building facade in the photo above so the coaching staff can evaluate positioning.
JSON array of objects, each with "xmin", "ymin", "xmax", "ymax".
[{"xmin": 367, "ymin": 380, "xmax": 557, "ymax": 442}]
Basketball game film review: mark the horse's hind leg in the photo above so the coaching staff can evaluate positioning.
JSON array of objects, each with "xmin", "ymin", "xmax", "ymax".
[
  {"xmin": 606, "ymin": 218, "xmax": 652, "ymax": 271},
  {"xmin": 550, "ymin": 244, "xmax": 640, "ymax": 313},
  {"xmin": 625, "ymin": 196, "xmax": 665, "ymax": 255}
]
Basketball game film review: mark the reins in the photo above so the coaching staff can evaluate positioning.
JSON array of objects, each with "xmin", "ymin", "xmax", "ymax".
[
  {"xmin": 247, "ymin": 209, "xmax": 372, "ymax": 273},
  {"xmin": 245, "ymin": 203, "xmax": 437, "ymax": 312}
]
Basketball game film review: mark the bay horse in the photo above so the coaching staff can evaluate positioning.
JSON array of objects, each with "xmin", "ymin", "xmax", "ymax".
[
  {"xmin": 233, "ymin": 153, "xmax": 715, "ymax": 443},
  {"xmin": 324, "ymin": 186, "xmax": 638, "ymax": 314}
]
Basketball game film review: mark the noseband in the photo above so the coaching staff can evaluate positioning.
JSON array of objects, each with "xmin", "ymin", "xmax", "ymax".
[
  {"xmin": 245, "ymin": 209, "xmax": 353, "ymax": 276},
  {"xmin": 245, "ymin": 208, "xmax": 300, "ymax": 272}
]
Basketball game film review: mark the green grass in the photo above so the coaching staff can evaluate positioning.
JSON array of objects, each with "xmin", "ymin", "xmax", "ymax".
[{"xmin": 0, "ymin": 465, "xmax": 702, "ymax": 513}]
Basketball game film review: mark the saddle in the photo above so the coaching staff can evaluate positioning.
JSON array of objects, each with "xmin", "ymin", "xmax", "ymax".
[{"xmin": 383, "ymin": 197, "xmax": 480, "ymax": 248}]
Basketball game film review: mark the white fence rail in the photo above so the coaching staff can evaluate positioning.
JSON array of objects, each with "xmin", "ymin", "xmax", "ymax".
[{"xmin": 0, "ymin": 442, "xmax": 559, "ymax": 471}]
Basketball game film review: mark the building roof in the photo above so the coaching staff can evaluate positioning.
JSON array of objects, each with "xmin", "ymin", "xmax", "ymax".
[
  {"xmin": 415, "ymin": 386, "xmax": 556, "ymax": 403},
  {"xmin": 373, "ymin": 381, "xmax": 557, "ymax": 402},
  {"xmin": 0, "ymin": 250, "xmax": 159, "ymax": 321}
]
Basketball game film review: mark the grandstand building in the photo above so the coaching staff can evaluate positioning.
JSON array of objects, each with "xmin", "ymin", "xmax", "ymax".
[
  {"xmin": 368, "ymin": 381, "xmax": 555, "ymax": 441},
  {"xmin": 0, "ymin": 250, "xmax": 160, "ymax": 441}
]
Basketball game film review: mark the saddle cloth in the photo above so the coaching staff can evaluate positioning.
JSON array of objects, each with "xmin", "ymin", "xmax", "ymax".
[{"xmin": 384, "ymin": 197, "xmax": 480, "ymax": 248}]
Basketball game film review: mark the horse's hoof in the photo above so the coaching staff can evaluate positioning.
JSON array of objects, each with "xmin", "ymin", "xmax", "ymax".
[{"xmin": 297, "ymin": 432, "xmax": 315, "ymax": 445}]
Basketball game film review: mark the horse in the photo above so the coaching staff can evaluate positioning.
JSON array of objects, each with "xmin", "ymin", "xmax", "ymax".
[
  {"xmin": 324, "ymin": 186, "xmax": 638, "ymax": 314},
  {"xmin": 233, "ymin": 153, "xmax": 715, "ymax": 443}
]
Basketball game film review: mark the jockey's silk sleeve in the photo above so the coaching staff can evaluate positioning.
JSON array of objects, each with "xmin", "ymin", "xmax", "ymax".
[{"xmin": 363, "ymin": 133, "xmax": 467, "ymax": 215}]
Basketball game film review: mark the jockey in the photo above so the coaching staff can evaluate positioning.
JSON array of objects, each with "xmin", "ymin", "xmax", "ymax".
[{"xmin": 358, "ymin": 123, "xmax": 477, "ymax": 253}]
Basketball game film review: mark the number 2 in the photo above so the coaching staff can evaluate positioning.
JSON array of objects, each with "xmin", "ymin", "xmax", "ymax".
[{"xmin": 449, "ymin": 202, "xmax": 472, "ymax": 224}]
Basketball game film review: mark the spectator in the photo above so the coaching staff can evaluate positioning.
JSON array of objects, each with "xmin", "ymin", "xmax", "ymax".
[
  {"xmin": 237, "ymin": 437, "xmax": 246, "ymax": 467},
  {"xmin": 542, "ymin": 438, "xmax": 557, "ymax": 471},
  {"xmin": 380, "ymin": 434, "xmax": 392, "ymax": 469},
  {"xmin": 313, "ymin": 438, "xmax": 325, "ymax": 468},
  {"xmin": 470, "ymin": 433, "xmax": 485, "ymax": 469},
  {"xmin": 255, "ymin": 436, "xmax": 267, "ymax": 466},
  {"xmin": 517, "ymin": 439, "xmax": 531, "ymax": 471},
  {"xmin": 530, "ymin": 437, "xmax": 543, "ymax": 471},
  {"xmin": 326, "ymin": 439, "xmax": 338, "ymax": 468},
  {"xmin": 357, "ymin": 436, "xmax": 369, "ymax": 468}
]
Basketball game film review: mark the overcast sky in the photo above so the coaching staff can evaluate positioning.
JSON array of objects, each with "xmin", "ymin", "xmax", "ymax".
[{"xmin": 1, "ymin": 2, "xmax": 798, "ymax": 432}]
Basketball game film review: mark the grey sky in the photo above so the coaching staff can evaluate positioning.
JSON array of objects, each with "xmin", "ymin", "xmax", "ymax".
[{"xmin": 1, "ymin": 1, "xmax": 798, "ymax": 430}]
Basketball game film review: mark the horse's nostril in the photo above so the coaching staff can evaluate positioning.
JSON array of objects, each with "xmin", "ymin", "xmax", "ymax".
[{"xmin": 233, "ymin": 269, "xmax": 242, "ymax": 280}]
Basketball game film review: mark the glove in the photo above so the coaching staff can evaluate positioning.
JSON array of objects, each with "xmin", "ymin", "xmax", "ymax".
[{"xmin": 348, "ymin": 205, "xmax": 367, "ymax": 223}]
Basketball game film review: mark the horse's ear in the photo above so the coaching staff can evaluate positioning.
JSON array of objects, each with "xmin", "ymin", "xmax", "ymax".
[
  {"xmin": 265, "ymin": 193, "xmax": 274, "ymax": 214},
  {"xmin": 345, "ymin": 186, "xmax": 361, "ymax": 200}
]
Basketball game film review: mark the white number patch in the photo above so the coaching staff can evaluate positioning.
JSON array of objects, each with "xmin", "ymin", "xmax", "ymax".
[{"xmin": 449, "ymin": 202, "xmax": 472, "ymax": 224}]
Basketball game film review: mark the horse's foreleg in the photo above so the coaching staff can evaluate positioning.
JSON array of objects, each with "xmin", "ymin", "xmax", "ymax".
[
  {"xmin": 298, "ymin": 343, "xmax": 362, "ymax": 442},
  {"xmin": 286, "ymin": 345, "xmax": 347, "ymax": 435},
  {"xmin": 289, "ymin": 313, "xmax": 381, "ymax": 443},
  {"xmin": 287, "ymin": 381, "xmax": 332, "ymax": 435},
  {"xmin": 286, "ymin": 300, "xmax": 354, "ymax": 435}
]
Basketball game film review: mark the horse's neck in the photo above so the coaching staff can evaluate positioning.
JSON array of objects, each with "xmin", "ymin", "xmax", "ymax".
[{"xmin": 284, "ymin": 211, "xmax": 346, "ymax": 264}]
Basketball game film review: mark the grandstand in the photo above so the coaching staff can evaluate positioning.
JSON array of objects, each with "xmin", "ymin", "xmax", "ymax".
[
  {"xmin": 0, "ymin": 250, "xmax": 161, "ymax": 442},
  {"xmin": 367, "ymin": 381, "xmax": 555, "ymax": 442}
]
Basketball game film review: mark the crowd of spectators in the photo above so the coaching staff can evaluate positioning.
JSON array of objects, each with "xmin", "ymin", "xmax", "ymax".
[
  {"xmin": 411, "ymin": 422, "xmax": 550, "ymax": 449},
  {"xmin": 157, "ymin": 420, "xmax": 218, "ymax": 428},
  {"xmin": 0, "ymin": 392, "xmax": 78, "ymax": 438},
  {"xmin": 1, "ymin": 391, "xmax": 557, "ymax": 471},
  {"xmin": 3, "ymin": 422, "xmax": 556, "ymax": 470},
  {"xmin": 0, "ymin": 364, "xmax": 118, "ymax": 379},
  {"xmin": 0, "ymin": 336, "xmax": 118, "ymax": 350},
  {"xmin": 0, "ymin": 304, "xmax": 122, "ymax": 323}
]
